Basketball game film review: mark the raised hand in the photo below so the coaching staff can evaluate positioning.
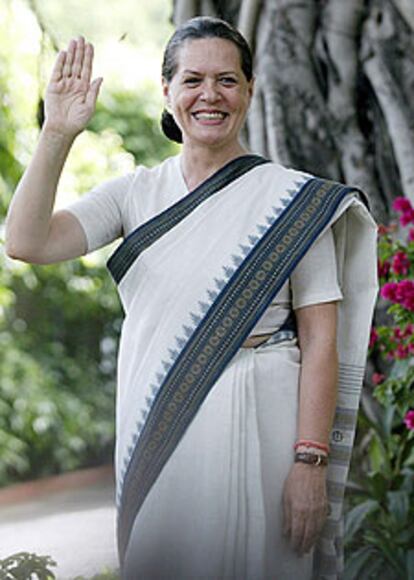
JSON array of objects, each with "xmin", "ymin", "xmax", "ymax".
[{"xmin": 44, "ymin": 37, "xmax": 103, "ymax": 138}]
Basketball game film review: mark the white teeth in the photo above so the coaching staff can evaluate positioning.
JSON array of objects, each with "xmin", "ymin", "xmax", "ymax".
[{"xmin": 194, "ymin": 112, "xmax": 226, "ymax": 120}]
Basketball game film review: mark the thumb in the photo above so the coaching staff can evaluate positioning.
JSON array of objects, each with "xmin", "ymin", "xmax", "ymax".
[{"xmin": 86, "ymin": 77, "xmax": 103, "ymax": 108}]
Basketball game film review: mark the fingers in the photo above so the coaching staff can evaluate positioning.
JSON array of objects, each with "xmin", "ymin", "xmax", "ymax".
[
  {"xmin": 283, "ymin": 496, "xmax": 329, "ymax": 556},
  {"xmin": 282, "ymin": 491, "xmax": 291, "ymax": 539},
  {"xmin": 60, "ymin": 37, "xmax": 95, "ymax": 83},
  {"xmin": 71, "ymin": 36, "xmax": 86, "ymax": 79},
  {"xmin": 297, "ymin": 503, "xmax": 329, "ymax": 555},
  {"xmin": 299, "ymin": 517, "xmax": 318, "ymax": 555},
  {"xmin": 81, "ymin": 42, "xmax": 94, "ymax": 84},
  {"xmin": 50, "ymin": 50, "xmax": 67, "ymax": 82},
  {"xmin": 85, "ymin": 77, "xmax": 103, "ymax": 108},
  {"xmin": 62, "ymin": 38, "xmax": 76, "ymax": 78},
  {"xmin": 290, "ymin": 519, "xmax": 305, "ymax": 554}
]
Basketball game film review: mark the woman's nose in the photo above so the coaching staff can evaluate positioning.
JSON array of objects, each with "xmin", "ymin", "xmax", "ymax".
[{"xmin": 200, "ymin": 81, "xmax": 220, "ymax": 102}]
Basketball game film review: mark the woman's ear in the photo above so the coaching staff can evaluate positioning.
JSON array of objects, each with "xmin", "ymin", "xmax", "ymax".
[
  {"xmin": 248, "ymin": 75, "xmax": 256, "ymax": 100},
  {"xmin": 162, "ymin": 77, "xmax": 170, "ymax": 108}
]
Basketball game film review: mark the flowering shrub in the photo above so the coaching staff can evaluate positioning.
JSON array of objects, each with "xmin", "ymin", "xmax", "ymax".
[
  {"xmin": 373, "ymin": 198, "xmax": 414, "ymax": 418},
  {"xmin": 345, "ymin": 198, "xmax": 414, "ymax": 579}
]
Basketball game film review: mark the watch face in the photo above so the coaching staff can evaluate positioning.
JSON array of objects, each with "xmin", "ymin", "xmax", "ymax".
[{"xmin": 295, "ymin": 452, "xmax": 327, "ymax": 466}]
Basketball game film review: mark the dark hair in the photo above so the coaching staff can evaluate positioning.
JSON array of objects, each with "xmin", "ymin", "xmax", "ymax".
[{"xmin": 160, "ymin": 16, "xmax": 253, "ymax": 144}]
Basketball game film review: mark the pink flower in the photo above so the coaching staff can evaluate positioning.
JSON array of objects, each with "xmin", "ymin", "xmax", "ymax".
[
  {"xmin": 409, "ymin": 228, "xmax": 414, "ymax": 242},
  {"xmin": 400, "ymin": 209, "xmax": 414, "ymax": 226},
  {"xmin": 393, "ymin": 197, "xmax": 412, "ymax": 213},
  {"xmin": 404, "ymin": 410, "xmax": 414, "ymax": 430},
  {"xmin": 396, "ymin": 344, "xmax": 409, "ymax": 359},
  {"xmin": 403, "ymin": 323, "xmax": 414, "ymax": 338},
  {"xmin": 378, "ymin": 259, "xmax": 390, "ymax": 278},
  {"xmin": 396, "ymin": 280, "xmax": 414, "ymax": 311},
  {"xmin": 380, "ymin": 282, "xmax": 398, "ymax": 301},
  {"xmin": 372, "ymin": 372, "xmax": 385, "ymax": 385},
  {"xmin": 369, "ymin": 327, "xmax": 378, "ymax": 348},
  {"xmin": 392, "ymin": 251, "xmax": 410, "ymax": 275},
  {"xmin": 381, "ymin": 280, "xmax": 414, "ymax": 311},
  {"xmin": 393, "ymin": 327, "xmax": 402, "ymax": 339}
]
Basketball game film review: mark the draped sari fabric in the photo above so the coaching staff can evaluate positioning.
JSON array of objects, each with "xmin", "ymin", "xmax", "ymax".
[{"xmin": 107, "ymin": 156, "xmax": 378, "ymax": 579}]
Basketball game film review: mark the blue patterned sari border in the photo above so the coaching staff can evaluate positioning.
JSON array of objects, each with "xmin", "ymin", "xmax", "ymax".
[
  {"xmin": 107, "ymin": 154, "xmax": 270, "ymax": 284},
  {"xmin": 117, "ymin": 176, "xmax": 361, "ymax": 564}
]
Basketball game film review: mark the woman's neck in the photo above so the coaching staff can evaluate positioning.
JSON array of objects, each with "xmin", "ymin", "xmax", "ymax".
[{"xmin": 180, "ymin": 142, "xmax": 249, "ymax": 191}]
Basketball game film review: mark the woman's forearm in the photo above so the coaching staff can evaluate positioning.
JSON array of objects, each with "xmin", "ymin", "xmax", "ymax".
[
  {"xmin": 295, "ymin": 301, "xmax": 339, "ymax": 446},
  {"xmin": 5, "ymin": 126, "xmax": 75, "ymax": 261},
  {"xmin": 297, "ymin": 345, "xmax": 338, "ymax": 445}
]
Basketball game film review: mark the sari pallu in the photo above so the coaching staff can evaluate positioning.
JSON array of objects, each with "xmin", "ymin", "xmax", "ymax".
[{"xmin": 108, "ymin": 156, "xmax": 378, "ymax": 579}]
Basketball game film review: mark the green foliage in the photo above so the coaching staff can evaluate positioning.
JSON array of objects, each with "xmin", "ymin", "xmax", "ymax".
[
  {"xmin": 0, "ymin": 550, "xmax": 120, "ymax": 580},
  {"xmin": 0, "ymin": 552, "xmax": 56, "ymax": 580},
  {"xmin": 0, "ymin": 1, "xmax": 179, "ymax": 487},
  {"xmin": 0, "ymin": 253, "xmax": 120, "ymax": 485},
  {"xmin": 0, "ymin": 61, "xmax": 23, "ymax": 216},
  {"xmin": 345, "ymin": 403, "xmax": 414, "ymax": 579},
  {"xmin": 88, "ymin": 87, "xmax": 178, "ymax": 166},
  {"xmin": 345, "ymin": 201, "xmax": 414, "ymax": 579}
]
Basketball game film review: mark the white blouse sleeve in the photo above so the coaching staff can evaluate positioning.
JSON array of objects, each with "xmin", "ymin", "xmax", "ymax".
[
  {"xmin": 291, "ymin": 227, "xmax": 343, "ymax": 310},
  {"xmin": 64, "ymin": 173, "xmax": 134, "ymax": 252}
]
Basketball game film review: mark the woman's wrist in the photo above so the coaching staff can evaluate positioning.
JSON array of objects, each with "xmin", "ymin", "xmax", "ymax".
[
  {"xmin": 294, "ymin": 438, "xmax": 329, "ymax": 467},
  {"xmin": 41, "ymin": 123, "xmax": 78, "ymax": 146},
  {"xmin": 294, "ymin": 439, "xmax": 330, "ymax": 454},
  {"xmin": 294, "ymin": 451, "xmax": 328, "ymax": 467}
]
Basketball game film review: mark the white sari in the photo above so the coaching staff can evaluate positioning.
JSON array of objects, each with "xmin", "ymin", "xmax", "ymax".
[{"xmin": 102, "ymin": 155, "xmax": 378, "ymax": 579}]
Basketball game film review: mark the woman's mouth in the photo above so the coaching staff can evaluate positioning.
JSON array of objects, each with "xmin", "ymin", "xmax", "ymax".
[{"xmin": 192, "ymin": 111, "xmax": 228, "ymax": 121}]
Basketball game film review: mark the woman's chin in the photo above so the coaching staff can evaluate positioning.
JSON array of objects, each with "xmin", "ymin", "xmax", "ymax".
[{"xmin": 186, "ymin": 130, "xmax": 235, "ymax": 149}]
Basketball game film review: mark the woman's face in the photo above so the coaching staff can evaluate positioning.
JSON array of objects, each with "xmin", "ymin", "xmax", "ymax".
[{"xmin": 163, "ymin": 37, "xmax": 254, "ymax": 150}]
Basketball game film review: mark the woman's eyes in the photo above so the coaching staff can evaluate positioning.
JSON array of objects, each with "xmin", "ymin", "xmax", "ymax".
[
  {"xmin": 184, "ymin": 77, "xmax": 201, "ymax": 85},
  {"xmin": 220, "ymin": 77, "xmax": 237, "ymax": 85},
  {"xmin": 182, "ymin": 77, "xmax": 237, "ymax": 86}
]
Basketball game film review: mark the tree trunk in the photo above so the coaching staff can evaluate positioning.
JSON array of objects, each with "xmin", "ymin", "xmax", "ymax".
[{"xmin": 173, "ymin": 0, "xmax": 414, "ymax": 222}]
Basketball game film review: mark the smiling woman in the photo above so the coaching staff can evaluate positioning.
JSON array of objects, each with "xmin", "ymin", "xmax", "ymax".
[
  {"xmin": 161, "ymin": 37, "xmax": 253, "ymax": 168},
  {"xmin": 5, "ymin": 15, "xmax": 378, "ymax": 580}
]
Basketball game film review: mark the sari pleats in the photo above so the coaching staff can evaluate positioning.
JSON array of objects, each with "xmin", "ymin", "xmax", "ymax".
[
  {"xmin": 124, "ymin": 341, "xmax": 314, "ymax": 579},
  {"xmin": 109, "ymin": 159, "xmax": 378, "ymax": 578}
]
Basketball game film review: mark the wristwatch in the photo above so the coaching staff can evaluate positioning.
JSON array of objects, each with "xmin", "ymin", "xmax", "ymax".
[{"xmin": 294, "ymin": 452, "xmax": 328, "ymax": 467}]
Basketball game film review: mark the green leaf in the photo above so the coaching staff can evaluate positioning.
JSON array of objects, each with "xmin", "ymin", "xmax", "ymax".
[
  {"xmin": 364, "ymin": 532, "xmax": 406, "ymax": 576},
  {"xmin": 404, "ymin": 448, "xmax": 414, "ymax": 468},
  {"xmin": 389, "ymin": 358, "xmax": 411, "ymax": 380},
  {"xmin": 407, "ymin": 551, "xmax": 414, "ymax": 580},
  {"xmin": 367, "ymin": 472, "xmax": 389, "ymax": 500},
  {"xmin": 387, "ymin": 490, "xmax": 410, "ymax": 524},
  {"xmin": 345, "ymin": 499, "xmax": 379, "ymax": 543},
  {"xmin": 343, "ymin": 546, "xmax": 376, "ymax": 580},
  {"xmin": 358, "ymin": 556, "xmax": 388, "ymax": 579},
  {"xmin": 368, "ymin": 435, "xmax": 385, "ymax": 473},
  {"xmin": 381, "ymin": 404, "xmax": 395, "ymax": 438}
]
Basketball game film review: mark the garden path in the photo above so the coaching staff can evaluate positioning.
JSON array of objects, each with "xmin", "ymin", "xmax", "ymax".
[{"xmin": 0, "ymin": 465, "xmax": 119, "ymax": 579}]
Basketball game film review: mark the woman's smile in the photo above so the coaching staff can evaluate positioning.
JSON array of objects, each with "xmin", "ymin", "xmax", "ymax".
[
  {"xmin": 163, "ymin": 37, "xmax": 253, "ymax": 150},
  {"xmin": 191, "ymin": 110, "xmax": 229, "ymax": 123}
]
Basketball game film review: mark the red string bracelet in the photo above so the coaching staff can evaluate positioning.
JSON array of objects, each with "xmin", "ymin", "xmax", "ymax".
[{"xmin": 294, "ymin": 440, "xmax": 330, "ymax": 454}]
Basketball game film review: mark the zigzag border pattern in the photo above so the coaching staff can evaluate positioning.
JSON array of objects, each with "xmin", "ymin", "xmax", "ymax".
[
  {"xmin": 116, "ymin": 177, "xmax": 360, "ymax": 563},
  {"xmin": 115, "ymin": 176, "xmax": 306, "ymax": 505},
  {"xmin": 107, "ymin": 155, "xmax": 270, "ymax": 284}
]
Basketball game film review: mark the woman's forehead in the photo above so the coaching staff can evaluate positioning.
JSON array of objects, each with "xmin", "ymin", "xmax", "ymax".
[{"xmin": 175, "ymin": 38, "xmax": 241, "ymax": 72}]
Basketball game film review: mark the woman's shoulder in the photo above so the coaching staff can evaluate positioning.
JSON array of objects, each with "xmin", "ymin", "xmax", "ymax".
[{"xmin": 130, "ymin": 155, "xmax": 180, "ymax": 185}]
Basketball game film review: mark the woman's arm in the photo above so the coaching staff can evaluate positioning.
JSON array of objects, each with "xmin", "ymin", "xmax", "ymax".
[
  {"xmin": 5, "ymin": 37, "xmax": 102, "ymax": 264},
  {"xmin": 282, "ymin": 301, "xmax": 338, "ymax": 556}
]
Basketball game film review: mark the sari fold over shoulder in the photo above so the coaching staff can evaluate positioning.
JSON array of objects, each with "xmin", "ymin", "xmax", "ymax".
[{"xmin": 108, "ymin": 156, "xmax": 378, "ymax": 579}]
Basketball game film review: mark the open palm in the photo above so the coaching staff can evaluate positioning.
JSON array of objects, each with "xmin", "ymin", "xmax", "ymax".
[{"xmin": 45, "ymin": 37, "xmax": 102, "ymax": 137}]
